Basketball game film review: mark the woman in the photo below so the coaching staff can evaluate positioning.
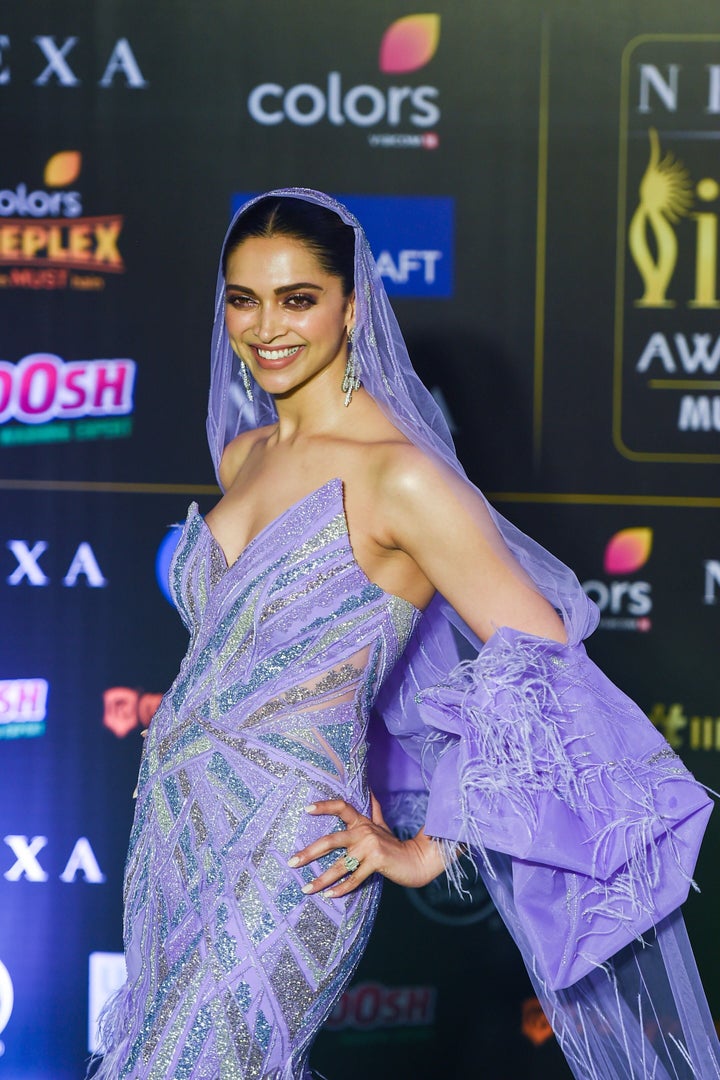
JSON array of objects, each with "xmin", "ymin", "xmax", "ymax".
[{"xmin": 95, "ymin": 190, "xmax": 719, "ymax": 1079}]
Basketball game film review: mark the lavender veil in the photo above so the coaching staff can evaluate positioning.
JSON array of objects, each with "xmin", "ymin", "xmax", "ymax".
[{"xmin": 207, "ymin": 189, "xmax": 720, "ymax": 1078}]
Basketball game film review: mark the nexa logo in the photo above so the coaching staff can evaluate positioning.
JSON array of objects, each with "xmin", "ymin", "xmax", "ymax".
[
  {"xmin": 3, "ymin": 836, "xmax": 105, "ymax": 883},
  {"xmin": 0, "ymin": 36, "xmax": 146, "ymax": 87},
  {"xmin": 5, "ymin": 540, "xmax": 107, "ymax": 587},
  {"xmin": 248, "ymin": 15, "xmax": 440, "ymax": 131}
]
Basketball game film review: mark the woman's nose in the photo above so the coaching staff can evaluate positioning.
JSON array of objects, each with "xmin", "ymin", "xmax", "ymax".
[{"xmin": 256, "ymin": 304, "xmax": 285, "ymax": 342}]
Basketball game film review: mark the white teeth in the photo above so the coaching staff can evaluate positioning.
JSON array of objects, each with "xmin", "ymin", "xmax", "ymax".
[{"xmin": 256, "ymin": 346, "xmax": 300, "ymax": 359}]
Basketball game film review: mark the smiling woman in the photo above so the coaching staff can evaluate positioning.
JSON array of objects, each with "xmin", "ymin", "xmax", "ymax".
[
  {"xmin": 223, "ymin": 237, "xmax": 354, "ymax": 403},
  {"xmin": 92, "ymin": 190, "xmax": 720, "ymax": 1080}
]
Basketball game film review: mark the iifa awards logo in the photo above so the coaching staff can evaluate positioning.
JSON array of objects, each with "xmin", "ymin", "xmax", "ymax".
[
  {"xmin": 0, "ymin": 151, "xmax": 124, "ymax": 290},
  {"xmin": 247, "ymin": 14, "xmax": 441, "ymax": 149},
  {"xmin": 616, "ymin": 37, "xmax": 720, "ymax": 462}
]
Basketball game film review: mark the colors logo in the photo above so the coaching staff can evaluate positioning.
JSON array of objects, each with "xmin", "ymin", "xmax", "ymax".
[
  {"xmin": 379, "ymin": 14, "xmax": 440, "ymax": 74},
  {"xmin": 0, "ymin": 152, "xmax": 124, "ymax": 291},
  {"xmin": 583, "ymin": 527, "xmax": 653, "ymax": 632},
  {"xmin": 230, "ymin": 193, "xmax": 454, "ymax": 298},
  {"xmin": 0, "ymin": 678, "xmax": 48, "ymax": 740},
  {"xmin": 247, "ymin": 15, "xmax": 441, "ymax": 148},
  {"xmin": 0, "ymin": 353, "xmax": 136, "ymax": 446}
]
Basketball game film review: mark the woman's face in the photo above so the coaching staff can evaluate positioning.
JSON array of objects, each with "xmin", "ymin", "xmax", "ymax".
[{"xmin": 224, "ymin": 235, "xmax": 354, "ymax": 400}]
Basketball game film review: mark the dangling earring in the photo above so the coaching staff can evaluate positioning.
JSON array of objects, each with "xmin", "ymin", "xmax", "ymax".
[
  {"xmin": 342, "ymin": 327, "xmax": 361, "ymax": 407},
  {"xmin": 239, "ymin": 359, "xmax": 254, "ymax": 401}
]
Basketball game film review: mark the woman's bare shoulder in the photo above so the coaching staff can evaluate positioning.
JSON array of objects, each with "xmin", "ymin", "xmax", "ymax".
[
  {"xmin": 218, "ymin": 426, "xmax": 275, "ymax": 490},
  {"xmin": 372, "ymin": 438, "xmax": 460, "ymax": 505}
]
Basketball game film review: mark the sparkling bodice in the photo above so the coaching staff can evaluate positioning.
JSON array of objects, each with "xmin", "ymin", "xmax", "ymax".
[{"xmin": 109, "ymin": 479, "xmax": 421, "ymax": 1079}]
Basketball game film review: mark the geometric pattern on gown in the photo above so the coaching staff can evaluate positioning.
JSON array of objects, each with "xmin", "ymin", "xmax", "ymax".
[{"xmin": 97, "ymin": 479, "xmax": 420, "ymax": 1080}]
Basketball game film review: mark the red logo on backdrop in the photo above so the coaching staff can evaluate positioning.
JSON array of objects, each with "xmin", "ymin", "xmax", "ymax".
[
  {"xmin": 325, "ymin": 982, "xmax": 436, "ymax": 1031},
  {"xmin": 521, "ymin": 997, "xmax": 554, "ymax": 1046},
  {"xmin": 0, "ymin": 152, "xmax": 124, "ymax": 291},
  {"xmin": 103, "ymin": 688, "xmax": 162, "ymax": 738}
]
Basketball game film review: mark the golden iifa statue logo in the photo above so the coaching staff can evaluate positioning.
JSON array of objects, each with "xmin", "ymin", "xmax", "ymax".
[{"xmin": 629, "ymin": 127, "xmax": 720, "ymax": 310}]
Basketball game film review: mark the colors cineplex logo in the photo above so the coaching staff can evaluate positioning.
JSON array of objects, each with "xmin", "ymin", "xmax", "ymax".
[
  {"xmin": 231, "ymin": 193, "xmax": 453, "ymax": 299},
  {"xmin": 0, "ymin": 679, "xmax": 48, "ymax": 740},
  {"xmin": 582, "ymin": 528, "xmax": 653, "ymax": 632},
  {"xmin": 247, "ymin": 14, "xmax": 441, "ymax": 148},
  {"xmin": 0, "ymin": 353, "xmax": 136, "ymax": 447},
  {"xmin": 0, "ymin": 958, "xmax": 13, "ymax": 1057},
  {"xmin": 0, "ymin": 151, "xmax": 124, "ymax": 291}
]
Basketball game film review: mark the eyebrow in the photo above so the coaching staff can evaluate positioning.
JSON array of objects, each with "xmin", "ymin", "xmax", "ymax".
[{"xmin": 224, "ymin": 282, "xmax": 324, "ymax": 296}]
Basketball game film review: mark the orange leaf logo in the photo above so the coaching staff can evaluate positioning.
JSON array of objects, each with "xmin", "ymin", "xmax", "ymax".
[{"xmin": 44, "ymin": 151, "xmax": 82, "ymax": 188}]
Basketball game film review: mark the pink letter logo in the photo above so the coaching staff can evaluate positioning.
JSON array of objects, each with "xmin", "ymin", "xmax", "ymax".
[
  {"xmin": 379, "ymin": 14, "xmax": 441, "ymax": 74},
  {"xmin": 603, "ymin": 528, "xmax": 653, "ymax": 576}
]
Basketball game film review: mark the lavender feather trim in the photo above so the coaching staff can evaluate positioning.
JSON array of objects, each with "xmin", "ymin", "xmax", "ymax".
[
  {"xmin": 88, "ymin": 978, "xmax": 136, "ymax": 1078},
  {"xmin": 415, "ymin": 627, "xmax": 713, "ymax": 989}
]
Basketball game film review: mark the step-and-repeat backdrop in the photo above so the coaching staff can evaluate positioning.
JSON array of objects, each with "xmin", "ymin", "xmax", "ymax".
[{"xmin": 1, "ymin": 2, "xmax": 719, "ymax": 1077}]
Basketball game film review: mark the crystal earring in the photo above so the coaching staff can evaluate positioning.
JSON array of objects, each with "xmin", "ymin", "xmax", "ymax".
[
  {"xmin": 239, "ymin": 359, "xmax": 254, "ymax": 401},
  {"xmin": 342, "ymin": 327, "xmax": 361, "ymax": 407}
]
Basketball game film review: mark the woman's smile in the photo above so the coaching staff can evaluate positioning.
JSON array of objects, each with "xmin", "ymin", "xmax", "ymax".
[
  {"xmin": 224, "ymin": 235, "xmax": 354, "ymax": 395},
  {"xmin": 251, "ymin": 344, "xmax": 305, "ymax": 368}
]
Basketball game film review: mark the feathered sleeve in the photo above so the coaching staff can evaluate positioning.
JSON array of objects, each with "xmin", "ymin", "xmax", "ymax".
[{"xmin": 380, "ymin": 625, "xmax": 713, "ymax": 991}]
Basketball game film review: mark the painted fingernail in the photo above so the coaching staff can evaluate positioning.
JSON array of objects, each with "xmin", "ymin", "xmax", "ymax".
[
  {"xmin": 304, "ymin": 804, "xmax": 316, "ymax": 812},
  {"xmin": 323, "ymin": 889, "xmax": 336, "ymax": 898},
  {"xmin": 287, "ymin": 856, "xmax": 300, "ymax": 868},
  {"xmin": 301, "ymin": 884, "xmax": 313, "ymax": 894}
]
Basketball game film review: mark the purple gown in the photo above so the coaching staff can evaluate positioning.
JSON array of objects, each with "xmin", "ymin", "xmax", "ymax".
[
  {"xmin": 95, "ymin": 188, "xmax": 720, "ymax": 1079},
  {"xmin": 95, "ymin": 479, "xmax": 419, "ymax": 1078}
]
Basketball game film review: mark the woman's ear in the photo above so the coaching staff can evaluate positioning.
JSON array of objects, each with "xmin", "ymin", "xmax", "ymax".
[{"xmin": 346, "ymin": 290, "xmax": 356, "ymax": 335}]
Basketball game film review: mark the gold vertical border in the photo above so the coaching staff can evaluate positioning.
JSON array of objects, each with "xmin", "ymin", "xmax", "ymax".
[
  {"xmin": 614, "ymin": 33, "xmax": 720, "ymax": 464},
  {"xmin": 533, "ymin": 16, "xmax": 550, "ymax": 469}
]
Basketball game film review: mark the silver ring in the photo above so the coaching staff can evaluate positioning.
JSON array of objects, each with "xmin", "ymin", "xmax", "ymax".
[{"xmin": 343, "ymin": 854, "xmax": 360, "ymax": 873}]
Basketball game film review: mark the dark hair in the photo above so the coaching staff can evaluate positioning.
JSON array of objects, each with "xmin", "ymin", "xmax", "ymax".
[{"xmin": 222, "ymin": 197, "xmax": 355, "ymax": 296}]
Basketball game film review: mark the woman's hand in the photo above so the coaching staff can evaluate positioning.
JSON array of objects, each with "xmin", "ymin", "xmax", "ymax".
[{"xmin": 288, "ymin": 794, "xmax": 447, "ymax": 898}]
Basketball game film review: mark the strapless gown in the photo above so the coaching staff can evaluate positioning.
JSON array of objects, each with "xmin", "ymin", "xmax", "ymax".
[{"xmin": 95, "ymin": 478, "xmax": 420, "ymax": 1079}]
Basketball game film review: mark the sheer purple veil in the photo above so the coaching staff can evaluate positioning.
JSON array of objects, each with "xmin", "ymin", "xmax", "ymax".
[
  {"xmin": 207, "ymin": 188, "xmax": 597, "ymax": 654},
  {"xmin": 205, "ymin": 192, "xmax": 720, "ymax": 1078}
]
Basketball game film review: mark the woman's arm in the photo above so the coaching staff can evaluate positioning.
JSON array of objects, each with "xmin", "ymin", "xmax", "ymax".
[
  {"xmin": 377, "ymin": 447, "xmax": 566, "ymax": 644},
  {"xmin": 291, "ymin": 451, "xmax": 565, "ymax": 896}
]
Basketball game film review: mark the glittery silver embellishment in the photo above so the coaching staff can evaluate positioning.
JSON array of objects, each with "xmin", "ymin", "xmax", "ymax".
[{"xmin": 107, "ymin": 480, "xmax": 400, "ymax": 1074}]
